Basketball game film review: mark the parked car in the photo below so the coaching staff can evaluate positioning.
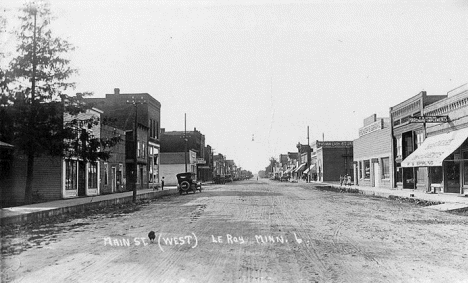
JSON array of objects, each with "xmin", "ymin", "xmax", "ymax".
[
  {"xmin": 176, "ymin": 172, "xmax": 202, "ymax": 195},
  {"xmin": 213, "ymin": 175, "xmax": 226, "ymax": 184},
  {"xmin": 280, "ymin": 175, "xmax": 290, "ymax": 182}
]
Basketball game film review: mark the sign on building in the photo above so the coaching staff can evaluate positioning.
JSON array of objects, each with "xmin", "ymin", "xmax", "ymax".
[{"xmin": 408, "ymin": 116, "xmax": 449, "ymax": 123}]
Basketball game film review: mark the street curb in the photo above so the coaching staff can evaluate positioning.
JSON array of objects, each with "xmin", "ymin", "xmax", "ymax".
[
  {"xmin": 0, "ymin": 189, "xmax": 179, "ymax": 226},
  {"xmin": 312, "ymin": 184, "xmax": 444, "ymax": 206}
]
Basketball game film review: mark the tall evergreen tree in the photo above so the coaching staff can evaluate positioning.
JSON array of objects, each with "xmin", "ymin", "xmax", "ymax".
[{"xmin": 1, "ymin": 2, "xmax": 120, "ymax": 204}]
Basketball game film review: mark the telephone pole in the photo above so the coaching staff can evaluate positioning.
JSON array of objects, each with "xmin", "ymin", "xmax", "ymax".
[
  {"xmin": 184, "ymin": 113, "xmax": 188, "ymax": 172},
  {"xmin": 127, "ymin": 96, "xmax": 146, "ymax": 202}
]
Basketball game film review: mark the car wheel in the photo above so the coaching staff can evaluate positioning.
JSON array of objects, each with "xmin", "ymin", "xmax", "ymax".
[{"xmin": 180, "ymin": 181, "xmax": 190, "ymax": 191}]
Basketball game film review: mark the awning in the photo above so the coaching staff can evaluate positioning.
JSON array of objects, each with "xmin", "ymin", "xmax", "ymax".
[
  {"xmin": 303, "ymin": 164, "xmax": 316, "ymax": 174},
  {"xmin": 401, "ymin": 127, "xmax": 468, "ymax": 167},
  {"xmin": 0, "ymin": 141, "xmax": 14, "ymax": 149},
  {"xmin": 284, "ymin": 166, "xmax": 295, "ymax": 174},
  {"xmin": 294, "ymin": 163, "xmax": 306, "ymax": 173}
]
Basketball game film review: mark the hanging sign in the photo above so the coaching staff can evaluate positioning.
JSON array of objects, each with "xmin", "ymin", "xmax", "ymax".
[{"xmin": 409, "ymin": 116, "xmax": 449, "ymax": 123}]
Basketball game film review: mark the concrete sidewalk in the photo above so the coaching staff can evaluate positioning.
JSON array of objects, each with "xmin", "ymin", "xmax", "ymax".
[
  {"xmin": 0, "ymin": 186, "xmax": 179, "ymax": 226},
  {"xmin": 310, "ymin": 181, "xmax": 468, "ymax": 212}
]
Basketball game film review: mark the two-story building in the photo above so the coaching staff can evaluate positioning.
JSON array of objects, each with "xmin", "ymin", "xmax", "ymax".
[
  {"xmin": 87, "ymin": 88, "xmax": 162, "ymax": 191},
  {"xmin": 390, "ymin": 91, "xmax": 446, "ymax": 189},
  {"xmin": 401, "ymin": 83, "xmax": 468, "ymax": 194}
]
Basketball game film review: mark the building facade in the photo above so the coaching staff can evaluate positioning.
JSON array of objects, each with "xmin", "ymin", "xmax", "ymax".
[
  {"xmin": 311, "ymin": 140, "xmax": 353, "ymax": 182},
  {"xmin": 401, "ymin": 84, "xmax": 468, "ymax": 194},
  {"xmin": 159, "ymin": 150, "xmax": 197, "ymax": 186},
  {"xmin": 390, "ymin": 91, "xmax": 446, "ymax": 189},
  {"xmin": 87, "ymin": 88, "xmax": 162, "ymax": 191},
  {"xmin": 353, "ymin": 114, "xmax": 393, "ymax": 188},
  {"xmin": 100, "ymin": 125, "xmax": 126, "ymax": 194},
  {"xmin": 160, "ymin": 128, "xmax": 209, "ymax": 182},
  {"xmin": 2, "ymin": 108, "xmax": 104, "ymax": 205}
]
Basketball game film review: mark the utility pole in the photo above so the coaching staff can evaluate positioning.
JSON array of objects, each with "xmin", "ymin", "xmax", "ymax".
[
  {"xmin": 184, "ymin": 113, "xmax": 188, "ymax": 172},
  {"xmin": 127, "ymin": 96, "xmax": 146, "ymax": 202},
  {"xmin": 307, "ymin": 126, "xmax": 310, "ymax": 183}
]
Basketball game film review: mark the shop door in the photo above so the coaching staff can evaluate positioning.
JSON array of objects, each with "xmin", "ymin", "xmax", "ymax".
[
  {"xmin": 462, "ymin": 151, "xmax": 468, "ymax": 194},
  {"xmin": 140, "ymin": 167, "xmax": 144, "ymax": 190},
  {"xmin": 445, "ymin": 161, "xmax": 461, "ymax": 193},
  {"xmin": 403, "ymin": 168, "xmax": 415, "ymax": 189},
  {"xmin": 78, "ymin": 161, "xmax": 86, "ymax": 196},
  {"xmin": 373, "ymin": 162, "xmax": 380, "ymax": 187},
  {"xmin": 111, "ymin": 167, "xmax": 116, "ymax": 193}
]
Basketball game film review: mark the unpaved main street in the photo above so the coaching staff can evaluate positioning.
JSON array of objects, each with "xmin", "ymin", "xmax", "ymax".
[{"xmin": 2, "ymin": 179, "xmax": 468, "ymax": 283}]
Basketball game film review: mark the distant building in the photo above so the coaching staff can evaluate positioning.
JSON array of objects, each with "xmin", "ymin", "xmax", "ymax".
[
  {"xmin": 160, "ymin": 128, "xmax": 211, "ymax": 182},
  {"xmin": 159, "ymin": 150, "xmax": 197, "ymax": 186},
  {"xmin": 311, "ymin": 140, "xmax": 353, "ymax": 182},
  {"xmin": 353, "ymin": 114, "xmax": 392, "ymax": 188}
]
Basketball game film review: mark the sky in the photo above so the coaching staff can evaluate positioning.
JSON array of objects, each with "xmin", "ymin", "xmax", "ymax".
[{"xmin": 2, "ymin": 0, "xmax": 468, "ymax": 173}]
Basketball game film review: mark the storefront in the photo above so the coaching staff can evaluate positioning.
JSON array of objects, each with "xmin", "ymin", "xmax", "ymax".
[
  {"xmin": 401, "ymin": 127, "xmax": 468, "ymax": 194},
  {"xmin": 353, "ymin": 114, "xmax": 392, "ymax": 188},
  {"xmin": 63, "ymin": 158, "xmax": 100, "ymax": 198}
]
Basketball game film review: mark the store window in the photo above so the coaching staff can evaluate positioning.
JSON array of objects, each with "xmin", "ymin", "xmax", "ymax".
[
  {"xmin": 416, "ymin": 132, "xmax": 425, "ymax": 148},
  {"xmin": 358, "ymin": 161, "xmax": 362, "ymax": 179},
  {"xmin": 117, "ymin": 164, "xmax": 123, "ymax": 186},
  {"xmin": 65, "ymin": 159, "xmax": 77, "ymax": 190},
  {"xmin": 88, "ymin": 162, "xmax": 98, "ymax": 189},
  {"xmin": 430, "ymin": 166, "xmax": 443, "ymax": 184},
  {"xmin": 381, "ymin": 158, "xmax": 390, "ymax": 179},
  {"xmin": 364, "ymin": 160, "xmax": 370, "ymax": 179},
  {"xmin": 396, "ymin": 137, "xmax": 402, "ymax": 157},
  {"xmin": 396, "ymin": 166, "xmax": 403, "ymax": 183}
]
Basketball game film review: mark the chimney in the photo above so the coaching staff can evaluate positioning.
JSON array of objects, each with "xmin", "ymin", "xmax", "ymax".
[
  {"xmin": 114, "ymin": 88, "xmax": 120, "ymax": 95},
  {"xmin": 194, "ymin": 127, "xmax": 197, "ymax": 131}
]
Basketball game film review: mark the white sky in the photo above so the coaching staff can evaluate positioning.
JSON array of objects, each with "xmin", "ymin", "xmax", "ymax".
[{"xmin": 2, "ymin": 0, "xmax": 468, "ymax": 172}]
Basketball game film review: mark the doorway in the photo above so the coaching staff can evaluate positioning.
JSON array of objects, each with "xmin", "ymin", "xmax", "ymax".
[
  {"xmin": 140, "ymin": 166, "xmax": 144, "ymax": 190},
  {"xmin": 111, "ymin": 167, "xmax": 116, "ymax": 193},
  {"xmin": 373, "ymin": 162, "xmax": 380, "ymax": 187},
  {"xmin": 462, "ymin": 151, "xmax": 468, "ymax": 194},
  {"xmin": 78, "ymin": 161, "xmax": 86, "ymax": 196},
  {"xmin": 445, "ymin": 160, "xmax": 460, "ymax": 193}
]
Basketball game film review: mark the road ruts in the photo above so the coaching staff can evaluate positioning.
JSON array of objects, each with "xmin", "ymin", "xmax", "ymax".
[{"xmin": 3, "ymin": 179, "xmax": 468, "ymax": 283}]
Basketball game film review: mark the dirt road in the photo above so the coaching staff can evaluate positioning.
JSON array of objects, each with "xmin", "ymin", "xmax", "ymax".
[{"xmin": 2, "ymin": 179, "xmax": 468, "ymax": 282}]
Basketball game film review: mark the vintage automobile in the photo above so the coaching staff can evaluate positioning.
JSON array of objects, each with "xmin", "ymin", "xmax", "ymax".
[
  {"xmin": 176, "ymin": 172, "xmax": 202, "ymax": 195},
  {"xmin": 213, "ymin": 174, "xmax": 226, "ymax": 184}
]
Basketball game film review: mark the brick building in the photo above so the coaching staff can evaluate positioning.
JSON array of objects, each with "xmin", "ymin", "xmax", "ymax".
[
  {"xmin": 160, "ymin": 128, "xmax": 211, "ymax": 181},
  {"xmin": 401, "ymin": 83, "xmax": 468, "ymax": 194},
  {"xmin": 353, "ymin": 114, "xmax": 392, "ymax": 188},
  {"xmin": 100, "ymin": 125, "xmax": 126, "ymax": 194},
  {"xmin": 87, "ymin": 88, "xmax": 162, "ymax": 191},
  {"xmin": 311, "ymin": 140, "xmax": 353, "ymax": 182},
  {"xmin": 390, "ymin": 91, "xmax": 446, "ymax": 189}
]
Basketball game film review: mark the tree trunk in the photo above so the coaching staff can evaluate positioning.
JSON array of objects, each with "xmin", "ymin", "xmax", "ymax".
[{"xmin": 25, "ymin": 153, "xmax": 35, "ymax": 204}]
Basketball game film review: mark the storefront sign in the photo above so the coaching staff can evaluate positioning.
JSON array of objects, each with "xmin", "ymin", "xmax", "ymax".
[
  {"xmin": 359, "ymin": 120, "xmax": 383, "ymax": 137},
  {"xmin": 408, "ymin": 116, "xmax": 449, "ymax": 123},
  {"xmin": 196, "ymin": 158, "xmax": 206, "ymax": 164},
  {"xmin": 317, "ymin": 141, "xmax": 353, "ymax": 148}
]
